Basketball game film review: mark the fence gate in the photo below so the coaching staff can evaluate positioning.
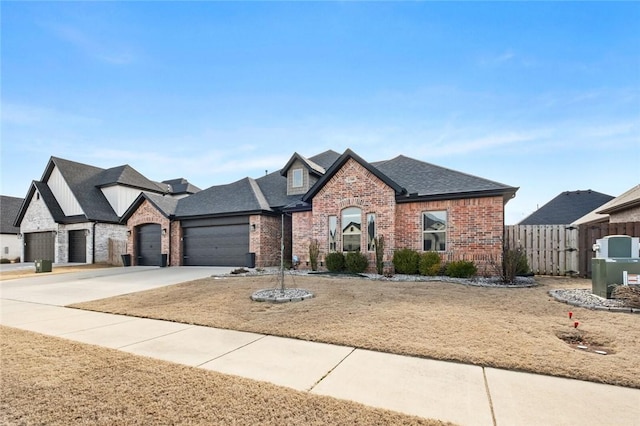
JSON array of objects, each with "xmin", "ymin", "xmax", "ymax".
[{"xmin": 505, "ymin": 225, "xmax": 579, "ymax": 276}]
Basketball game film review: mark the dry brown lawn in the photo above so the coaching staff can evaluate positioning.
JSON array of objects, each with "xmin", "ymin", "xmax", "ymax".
[
  {"xmin": 0, "ymin": 326, "xmax": 448, "ymax": 426},
  {"xmin": 71, "ymin": 274, "xmax": 640, "ymax": 389},
  {"xmin": 0, "ymin": 263, "xmax": 113, "ymax": 281}
]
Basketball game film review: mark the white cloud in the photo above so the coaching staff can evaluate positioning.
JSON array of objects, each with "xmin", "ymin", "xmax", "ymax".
[{"xmin": 43, "ymin": 22, "xmax": 135, "ymax": 65}]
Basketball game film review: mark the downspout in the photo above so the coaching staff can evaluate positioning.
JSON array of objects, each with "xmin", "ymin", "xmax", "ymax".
[
  {"xmin": 92, "ymin": 221, "xmax": 97, "ymax": 264},
  {"xmin": 168, "ymin": 219, "xmax": 171, "ymax": 267}
]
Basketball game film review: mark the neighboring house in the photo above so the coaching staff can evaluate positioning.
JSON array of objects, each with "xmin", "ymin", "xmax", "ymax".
[
  {"xmin": 13, "ymin": 157, "xmax": 199, "ymax": 264},
  {"xmin": 0, "ymin": 195, "xmax": 24, "ymax": 261},
  {"xmin": 518, "ymin": 190, "xmax": 614, "ymax": 226},
  {"xmin": 573, "ymin": 184, "xmax": 640, "ymax": 225},
  {"xmin": 122, "ymin": 149, "xmax": 518, "ymax": 272}
]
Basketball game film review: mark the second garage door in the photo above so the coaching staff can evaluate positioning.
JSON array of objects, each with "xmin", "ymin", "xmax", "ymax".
[{"xmin": 182, "ymin": 217, "xmax": 249, "ymax": 266}]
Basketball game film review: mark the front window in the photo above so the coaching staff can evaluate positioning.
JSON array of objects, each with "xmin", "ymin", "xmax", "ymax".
[
  {"xmin": 292, "ymin": 169, "xmax": 303, "ymax": 188},
  {"xmin": 342, "ymin": 207, "xmax": 361, "ymax": 252},
  {"xmin": 423, "ymin": 210, "xmax": 447, "ymax": 251},
  {"xmin": 367, "ymin": 213, "xmax": 376, "ymax": 251},
  {"xmin": 328, "ymin": 216, "xmax": 337, "ymax": 251}
]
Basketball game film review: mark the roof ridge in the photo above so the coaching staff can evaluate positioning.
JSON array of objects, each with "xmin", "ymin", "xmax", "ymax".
[{"xmin": 247, "ymin": 177, "xmax": 272, "ymax": 211}]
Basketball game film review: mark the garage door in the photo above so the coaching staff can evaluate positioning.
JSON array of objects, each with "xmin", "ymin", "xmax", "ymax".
[
  {"xmin": 183, "ymin": 217, "xmax": 249, "ymax": 266},
  {"xmin": 137, "ymin": 224, "xmax": 161, "ymax": 266},
  {"xmin": 24, "ymin": 232, "xmax": 55, "ymax": 262},
  {"xmin": 68, "ymin": 230, "xmax": 87, "ymax": 263}
]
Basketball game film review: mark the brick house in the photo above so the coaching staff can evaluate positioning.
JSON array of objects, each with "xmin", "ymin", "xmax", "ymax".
[{"xmin": 120, "ymin": 149, "xmax": 518, "ymax": 273}]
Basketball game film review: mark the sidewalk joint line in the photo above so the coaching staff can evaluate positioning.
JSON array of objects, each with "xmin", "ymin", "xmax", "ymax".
[
  {"xmin": 307, "ymin": 347, "xmax": 357, "ymax": 392},
  {"xmin": 117, "ymin": 323, "xmax": 197, "ymax": 349},
  {"xmin": 196, "ymin": 334, "xmax": 268, "ymax": 367},
  {"xmin": 483, "ymin": 367, "xmax": 497, "ymax": 426}
]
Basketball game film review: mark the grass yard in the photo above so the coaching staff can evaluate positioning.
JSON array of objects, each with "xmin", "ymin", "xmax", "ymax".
[
  {"xmin": 0, "ymin": 263, "xmax": 114, "ymax": 281},
  {"xmin": 0, "ymin": 326, "xmax": 448, "ymax": 426},
  {"xmin": 70, "ymin": 274, "xmax": 640, "ymax": 389}
]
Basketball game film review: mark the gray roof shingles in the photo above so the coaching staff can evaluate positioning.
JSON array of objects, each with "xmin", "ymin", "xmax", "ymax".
[
  {"xmin": 1, "ymin": 195, "xmax": 24, "ymax": 234},
  {"xmin": 175, "ymin": 177, "xmax": 274, "ymax": 218},
  {"xmin": 519, "ymin": 190, "xmax": 614, "ymax": 225}
]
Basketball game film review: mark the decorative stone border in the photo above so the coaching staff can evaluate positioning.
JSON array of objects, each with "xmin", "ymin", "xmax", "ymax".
[
  {"xmin": 549, "ymin": 289, "xmax": 640, "ymax": 314},
  {"xmin": 251, "ymin": 288, "xmax": 314, "ymax": 303}
]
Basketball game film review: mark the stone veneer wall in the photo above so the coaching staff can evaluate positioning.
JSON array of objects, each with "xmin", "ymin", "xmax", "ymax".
[
  {"xmin": 94, "ymin": 223, "xmax": 127, "ymax": 264},
  {"xmin": 126, "ymin": 199, "xmax": 172, "ymax": 266},
  {"xmin": 293, "ymin": 158, "xmax": 397, "ymax": 272},
  {"xmin": 20, "ymin": 191, "xmax": 58, "ymax": 262},
  {"xmin": 395, "ymin": 196, "xmax": 505, "ymax": 273},
  {"xmin": 251, "ymin": 214, "xmax": 291, "ymax": 267}
]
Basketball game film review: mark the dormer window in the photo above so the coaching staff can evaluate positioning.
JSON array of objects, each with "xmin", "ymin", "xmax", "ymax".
[{"xmin": 292, "ymin": 169, "xmax": 303, "ymax": 188}]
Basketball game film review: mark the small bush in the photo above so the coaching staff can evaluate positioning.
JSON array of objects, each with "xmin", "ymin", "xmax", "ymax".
[
  {"xmin": 392, "ymin": 248, "xmax": 420, "ymax": 274},
  {"xmin": 445, "ymin": 260, "xmax": 477, "ymax": 278},
  {"xmin": 325, "ymin": 252, "xmax": 345, "ymax": 272},
  {"xmin": 502, "ymin": 248, "xmax": 530, "ymax": 282},
  {"xmin": 418, "ymin": 251, "xmax": 441, "ymax": 276},
  {"xmin": 345, "ymin": 251, "xmax": 369, "ymax": 274},
  {"xmin": 309, "ymin": 239, "xmax": 320, "ymax": 271},
  {"xmin": 0, "ymin": 258, "xmax": 10, "ymax": 264},
  {"xmin": 374, "ymin": 236, "xmax": 385, "ymax": 275}
]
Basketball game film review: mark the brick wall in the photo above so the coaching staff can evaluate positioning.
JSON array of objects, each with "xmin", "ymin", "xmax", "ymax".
[
  {"xmin": 292, "ymin": 158, "xmax": 506, "ymax": 274},
  {"xmin": 251, "ymin": 214, "xmax": 290, "ymax": 267},
  {"xmin": 293, "ymin": 158, "xmax": 397, "ymax": 271},
  {"xmin": 396, "ymin": 196, "xmax": 505, "ymax": 273},
  {"xmin": 126, "ymin": 199, "xmax": 173, "ymax": 266}
]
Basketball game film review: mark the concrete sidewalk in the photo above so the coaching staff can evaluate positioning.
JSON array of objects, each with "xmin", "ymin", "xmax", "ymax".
[{"xmin": 1, "ymin": 267, "xmax": 638, "ymax": 425}]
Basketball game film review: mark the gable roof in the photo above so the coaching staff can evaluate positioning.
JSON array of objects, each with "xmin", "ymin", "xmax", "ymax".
[
  {"xmin": 573, "ymin": 184, "xmax": 640, "ymax": 225},
  {"xmin": 1, "ymin": 195, "xmax": 23, "ymax": 234},
  {"xmin": 519, "ymin": 189, "xmax": 614, "ymax": 225},
  {"xmin": 95, "ymin": 164, "xmax": 167, "ymax": 192},
  {"xmin": 280, "ymin": 152, "xmax": 326, "ymax": 177},
  {"xmin": 162, "ymin": 178, "xmax": 201, "ymax": 195},
  {"xmin": 120, "ymin": 192, "xmax": 180, "ymax": 223},
  {"xmin": 174, "ymin": 177, "xmax": 274, "ymax": 218},
  {"xmin": 374, "ymin": 155, "xmax": 518, "ymax": 202},
  {"xmin": 303, "ymin": 149, "xmax": 406, "ymax": 202},
  {"xmin": 302, "ymin": 149, "xmax": 517, "ymax": 204}
]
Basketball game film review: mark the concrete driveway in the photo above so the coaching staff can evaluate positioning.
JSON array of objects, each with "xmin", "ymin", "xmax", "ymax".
[{"xmin": 0, "ymin": 266, "xmax": 234, "ymax": 305}]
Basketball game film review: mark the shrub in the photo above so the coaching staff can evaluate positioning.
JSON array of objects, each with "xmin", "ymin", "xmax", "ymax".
[
  {"xmin": 0, "ymin": 258, "xmax": 10, "ymax": 264},
  {"xmin": 419, "ymin": 251, "xmax": 441, "ymax": 276},
  {"xmin": 309, "ymin": 239, "xmax": 320, "ymax": 271},
  {"xmin": 392, "ymin": 248, "xmax": 419, "ymax": 275},
  {"xmin": 445, "ymin": 260, "xmax": 477, "ymax": 278},
  {"xmin": 325, "ymin": 252, "xmax": 345, "ymax": 272},
  {"xmin": 345, "ymin": 251, "xmax": 369, "ymax": 274},
  {"xmin": 502, "ymin": 248, "xmax": 530, "ymax": 283},
  {"xmin": 374, "ymin": 235, "xmax": 385, "ymax": 275}
]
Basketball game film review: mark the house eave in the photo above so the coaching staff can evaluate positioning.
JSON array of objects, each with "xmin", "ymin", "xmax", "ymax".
[{"xmin": 395, "ymin": 188, "xmax": 518, "ymax": 204}]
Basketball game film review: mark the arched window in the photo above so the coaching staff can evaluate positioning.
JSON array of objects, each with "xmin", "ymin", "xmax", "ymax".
[{"xmin": 342, "ymin": 207, "xmax": 362, "ymax": 252}]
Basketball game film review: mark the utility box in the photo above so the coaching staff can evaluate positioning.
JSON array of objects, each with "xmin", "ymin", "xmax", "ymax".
[
  {"xmin": 592, "ymin": 257, "xmax": 640, "ymax": 298},
  {"xmin": 35, "ymin": 259, "xmax": 52, "ymax": 273},
  {"xmin": 593, "ymin": 235, "xmax": 639, "ymax": 258}
]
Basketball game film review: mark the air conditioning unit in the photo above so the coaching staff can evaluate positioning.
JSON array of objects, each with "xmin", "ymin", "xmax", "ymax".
[{"xmin": 593, "ymin": 235, "xmax": 640, "ymax": 259}]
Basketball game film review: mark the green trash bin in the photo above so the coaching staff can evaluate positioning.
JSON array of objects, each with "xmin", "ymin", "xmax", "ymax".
[{"xmin": 35, "ymin": 259, "xmax": 52, "ymax": 273}]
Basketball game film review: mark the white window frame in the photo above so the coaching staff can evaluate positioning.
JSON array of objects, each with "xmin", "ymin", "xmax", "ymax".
[
  {"xmin": 422, "ymin": 210, "xmax": 447, "ymax": 251},
  {"xmin": 292, "ymin": 169, "xmax": 303, "ymax": 188}
]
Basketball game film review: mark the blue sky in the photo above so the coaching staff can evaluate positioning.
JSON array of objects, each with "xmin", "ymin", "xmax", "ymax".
[{"xmin": 2, "ymin": 2, "xmax": 638, "ymax": 224}]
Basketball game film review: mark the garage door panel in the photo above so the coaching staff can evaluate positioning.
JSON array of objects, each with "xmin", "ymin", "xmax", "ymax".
[
  {"xmin": 68, "ymin": 230, "xmax": 87, "ymax": 263},
  {"xmin": 137, "ymin": 224, "xmax": 161, "ymax": 266},
  {"xmin": 24, "ymin": 232, "xmax": 55, "ymax": 262},
  {"xmin": 183, "ymin": 224, "xmax": 249, "ymax": 266}
]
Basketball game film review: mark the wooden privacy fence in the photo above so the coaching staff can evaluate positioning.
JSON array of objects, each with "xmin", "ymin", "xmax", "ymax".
[
  {"xmin": 505, "ymin": 225, "xmax": 579, "ymax": 276},
  {"xmin": 578, "ymin": 221, "xmax": 640, "ymax": 278},
  {"xmin": 506, "ymin": 221, "xmax": 640, "ymax": 277},
  {"xmin": 108, "ymin": 238, "xmax": 127, "ymax": 266}
]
